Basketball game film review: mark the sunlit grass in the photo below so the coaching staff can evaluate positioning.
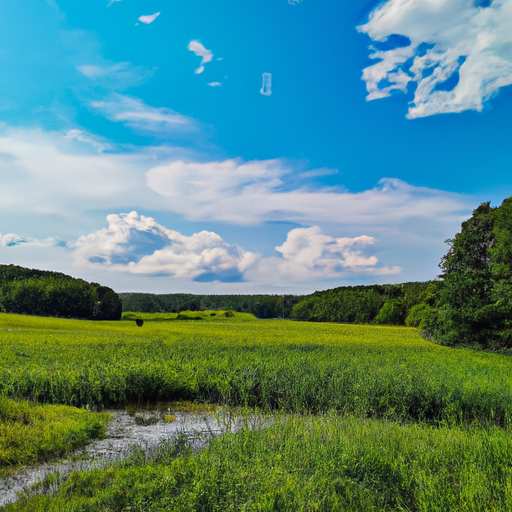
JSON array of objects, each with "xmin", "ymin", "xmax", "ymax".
[
  {"xmin": 6, "ymin": 414, "xmax": 512, "ymax": 511},
  {"xmin": 1, "ymin": 312, "xmax": 512, "ymax": 425},
  {"xmin": 0, "ymin": 397, "xmax": 108, "ymax": 477}
]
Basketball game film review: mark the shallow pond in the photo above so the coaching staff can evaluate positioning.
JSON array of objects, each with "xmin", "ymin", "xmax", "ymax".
[{"xmin": 0, "ymin": 406, "xmax": 247, "ymax": 507}]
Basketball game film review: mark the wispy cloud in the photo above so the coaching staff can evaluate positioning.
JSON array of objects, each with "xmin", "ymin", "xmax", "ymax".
[
  {"xmin": 146, "ymin": 158, "xmax": 471, "ymax": 230},
  {"xmin": 208, "ymin": 82, "xmax": 222, "ymax": 87},
  {"xmin": 64, "ymin": 129, "xmax": 112, "ymax": 153},
  {"xmin": 188, "ymin": 40, "xmax": 213, "ymax": 74},
  {"xmin": 90, "ymin": 94, "xmax": 197, "ymax": 134},
  {"xmin": 138, "ymin": 12, "xmax": 160, "ymax": 25},
  {"xmin": 77, "ymin": 62, "xmax": 155, "ymax": 90},
  {"xmin": 358, "ymin": 0, "xmax": 512, "ymax": 118},
  {"xmin": 70, "ymin": 212, "xmax": 398, "ymax": 282},
  {"xmin": 288, "ymin": 0, "xmax": 304, "ymax": 4},
  {"xmin": 107, "ymin": 0, "xmax": 122, "ymax": 6},
  {"xmin": 0, "ymin": 125, "xmax": 475, "ymax": 284},
  {"xmin": 0, "ymin": 233, "xmax": 61, "ymax": 247}
]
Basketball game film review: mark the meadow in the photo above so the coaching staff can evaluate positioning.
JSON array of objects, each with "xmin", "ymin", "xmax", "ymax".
[{"xmin": 2, "ymin": 311, "xmax": 512, "ymax": 510}]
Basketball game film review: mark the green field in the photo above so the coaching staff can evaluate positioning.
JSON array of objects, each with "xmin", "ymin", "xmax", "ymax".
[{"xmin": 2, "ymin": 312, "xmax": 512, "ymax": 510}]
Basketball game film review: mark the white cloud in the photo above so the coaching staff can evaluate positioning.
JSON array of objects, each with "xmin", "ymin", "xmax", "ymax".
[
  {"xmin": 288, "ymin": 0, "xmax": 304, "ymax": 4},
  {"xmin": 77, "ymin": 62, "xmax": 155, "ymax": 89},
  {"xmin": 107, "ymin": 0, "xmax": 122, "ymax": 6},
  {"xmin": 0, "ymin": 233, "xmax": 60, "ymax": 247},
  {"xmin": 358, "ymin": 0, "xmax": 512, "ymax": 118},
  {"xmin": 138, "ymin": 12, "xmax": 160, "ymax": 25},
  {"xmin": 69, "ymin": 212, "xmax": 399, "ymax": 282},
  {"xmin": 71, "ymin": 212, "xmax": 259, "ymax": 281},
  {"xmin": 265, "ymin": 227, "xmax": 401, "ymax": 280},
  {"xmin": 188, "ymin": 40, "xmax": 213, "ymax": 74},
  {"xmin": 146, "ymin": 158, "xmax": 471, "ymax": 230},
  {"xmin": 90, "ymin": 94, "xmax": 197, "ymax": 134},
  {"xmin": 0, "ymin": 125, "xmax": 475, "ymax": 286},
  {"xmin": 64, "ymin": 129, "xmax": 111, "ymax": 152},
  {"xmin": 260, "ymin": 73, "xmax": 272, "ymax": 96},
  {"xmin": 208, "ymin": 82, "xmax": 222, "ymax": 87}
]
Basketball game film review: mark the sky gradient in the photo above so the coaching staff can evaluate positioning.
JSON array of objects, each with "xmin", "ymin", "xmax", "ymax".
[{"xmin": 1, "ymin": 0, "xmax": 512, "ymax": 294}]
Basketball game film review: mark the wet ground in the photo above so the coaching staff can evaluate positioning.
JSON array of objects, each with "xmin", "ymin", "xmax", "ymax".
[{"xmin": 0, "ymin": 407, "xmax": 240, "ymax": 507}]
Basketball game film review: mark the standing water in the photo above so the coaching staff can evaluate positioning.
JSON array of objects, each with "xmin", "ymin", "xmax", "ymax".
[{"xmin": 0, "ymin": 406, "xmax": 248, "ymax": 507}]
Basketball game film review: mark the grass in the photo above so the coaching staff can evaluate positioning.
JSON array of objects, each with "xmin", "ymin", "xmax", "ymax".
[
  {"xmin": 1, "ymin": 312, "xmax": 512, "ymax": 425},
  {"xmin": 0, "ymin": 397, "xmax": 108, "ymax": 477},
  {"xmin": 5, "ymin": 413, "xmax": 512, "ymax": 511},
  {"xmin": 3, "ymin": 312, "xmax": 512, "ymax": 509}
]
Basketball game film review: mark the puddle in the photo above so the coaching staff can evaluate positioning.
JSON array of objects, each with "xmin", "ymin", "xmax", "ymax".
[{"xmin": 0, "ymin": 407, "xmax": 249, "ymax": 507}]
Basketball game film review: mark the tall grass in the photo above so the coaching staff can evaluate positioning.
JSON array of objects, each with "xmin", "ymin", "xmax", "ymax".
[
  {"xmin": 6, "ymin": 414, "xmax": 512, "ymax": 511},
  {"xmin": 0, "ymin": 397, "xmax": 108, "ymax": 477},
  {"xmin": 1, "ymin": 312, "xmax": 512, "ymax": 426}
]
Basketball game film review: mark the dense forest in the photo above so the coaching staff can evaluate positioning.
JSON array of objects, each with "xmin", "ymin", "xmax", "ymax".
[
  {"xmin": 119, "ymin": 293, "xmax": 302, "ymax": 319},
  {"xmin": 120, "ymin": 282, "xmax": 434, "ymax": 325},
  {"xmin": 0, "ymin": 264, "xmax": 122, "ymax": 320}
]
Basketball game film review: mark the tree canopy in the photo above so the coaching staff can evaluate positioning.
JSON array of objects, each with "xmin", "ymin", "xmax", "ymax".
[
  {"xmin": 431, "ymin": 197, "xmax": 512, "ymax": 348},
  {"xmin": 0, "ymin": 264, "xmax": 122, "ymax": 320}
]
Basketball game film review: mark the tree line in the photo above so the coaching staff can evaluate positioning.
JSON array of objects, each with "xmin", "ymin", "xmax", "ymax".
[
  {"xmin": 0, "ymin": 264, "xmax": 122, "ymax": 320},
  {"xmin": 119, "ymin": 293, "xmax": 302, "ymax": 319}
]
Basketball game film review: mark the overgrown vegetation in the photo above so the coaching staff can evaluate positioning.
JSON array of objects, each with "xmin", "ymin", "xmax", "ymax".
[
  {"xmin": 6, "ymin": 414, "xmax": 512, "ymax": 511},
  {"xmin": 0, "ymin": 397, "xmax": 108, "ymax": 477},
  {"xmin": 0, "ymin": 265, "xmax": 122, "ymax": 320},
  {"xmin": 2, "ymin": 312, "xmax": 512, "ymax": 426}
]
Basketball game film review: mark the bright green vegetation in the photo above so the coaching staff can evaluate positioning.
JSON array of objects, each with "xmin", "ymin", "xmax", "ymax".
[
  {"xmin": 0, "ymin": 397, "xmax": 108, "ymax": 477},
  {"xmin": 3, "ymin": 313, "xmax": 512, "ymax": 510},
  {"xmin": 6, "ymin": 414, "xmax": 512, "ymax": 511},
  {"xmin": 2, "ymin": 312, "xmax": 512, "ymax": 426}
]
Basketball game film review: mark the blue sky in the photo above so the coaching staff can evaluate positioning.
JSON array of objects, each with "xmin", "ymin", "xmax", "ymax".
[{"xmin": 1, "ymin": 0, "xmax": 512, "ymax": 293}]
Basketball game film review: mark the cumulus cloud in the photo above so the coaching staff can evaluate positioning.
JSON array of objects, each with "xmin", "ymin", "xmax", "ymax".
[
  {"xmin": 188, "ymin": 40, "xmax": 213, "ymax": 74},
  {"xmin": 0, "ymin": 125, "xmax": 475, "ymax": 285},
  {"xmin": 90, "ymin": 94, "xmax": 197, "ymax": 134},
  {"xmin": 138, "ymin": 12, "xmax": 160, "ymax": 25},
  {"xmin": 71, "ymin": 212, "xmax": 259, "ymax": 281},
  {"xmin": 146, "ymin": 158, "xmax": 471, "ymax": 229},
  {"xmin": 261, "ymin": 227, "xmax": 401, "ymax": 280},
  {"xmin": 358, "ymin": 0, "xmax": 512, "ymax": 118},
  {"xmin": 70, "ymin": 212, "xmax": 398, "ymax": 282}
]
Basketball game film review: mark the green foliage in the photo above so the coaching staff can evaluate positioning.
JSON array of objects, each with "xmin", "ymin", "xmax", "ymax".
[
  {"xmin": 291, "ymin": 282, "xmax": 431, "ymax": 325},
  {"xmin": 433, "ymin": 198, "xmax": 512, "ymax": 348},
  {"xmin": 405, "ymin": 303, "xmax": 433, "ymax": 328},
  {"xmin": 0, "ymin": 265, "xmax": 122, "ymax": 320},
  {"xmin": 8, "ymin": 414, "xmax": 512, "ymax": 512},
  {"xmin": 0, "ymin": 397, "xmax": 108, "ymax": 477},
  {"xmin": 119, "ymin": 293, "xmax": 301, "ymax": 319}
]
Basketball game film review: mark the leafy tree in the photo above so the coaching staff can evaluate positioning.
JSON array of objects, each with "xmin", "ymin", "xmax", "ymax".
[{"xmin": 432, "ymin": 198, "xmax": 512, "ymax": 348}]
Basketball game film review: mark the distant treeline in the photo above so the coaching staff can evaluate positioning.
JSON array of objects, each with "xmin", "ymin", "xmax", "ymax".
[
  {"xmin": 120, "ymin": 282, "xmax": 435, "ymax": 325},
  {"xmin": 290, "ymin": 282, "xmax": 436, "ymax": 325},
  {"xmin": 119, "ymin": 293, "xmax": 302, "ymax": 319},
  {"xmin": 0, "ymin": 264, "xmax": 122, "ymax": 320}
]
